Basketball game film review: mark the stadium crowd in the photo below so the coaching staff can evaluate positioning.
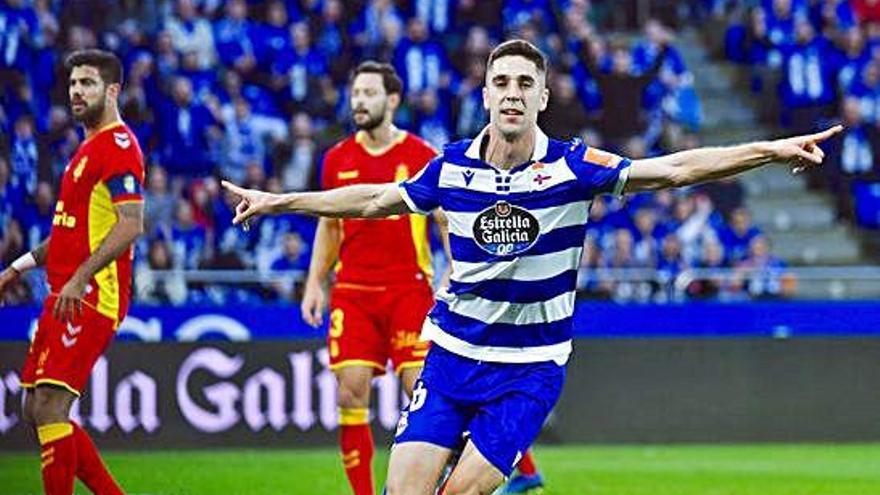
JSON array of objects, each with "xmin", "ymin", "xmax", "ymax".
[
  {"xmin": 0, "ymin": 0, "xmax": 790, "ymax": 305},
  {"xmin": 717, "ymin": 0, "xmax": 880, "ymax": 226}
]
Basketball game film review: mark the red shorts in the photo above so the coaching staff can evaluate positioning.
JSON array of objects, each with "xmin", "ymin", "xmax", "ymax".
[
  {"xmin": 20, "ymin": 298, "xmax": 117, "ymax": 396},
  {"xmin": 328, "ymin": 282, "xmax": 434, "ymax": 375}
]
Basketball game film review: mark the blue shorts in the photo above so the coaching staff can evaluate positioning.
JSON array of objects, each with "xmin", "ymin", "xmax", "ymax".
[{"xmin": 393, "ymin": 345, "xmax": 566, "ymax": 476}]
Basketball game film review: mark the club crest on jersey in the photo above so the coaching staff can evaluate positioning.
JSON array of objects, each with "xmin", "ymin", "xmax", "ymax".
[
  {"xmin": 124, "ymin": 174, "xmax": 136, "ymax": 193},
  {"xmin": 113, "ymin": 132, "xmax": 131, "ymax": 149},
  {"xmin": 472, "ymin": 201, "xmax": 540, "ymax": 256}
]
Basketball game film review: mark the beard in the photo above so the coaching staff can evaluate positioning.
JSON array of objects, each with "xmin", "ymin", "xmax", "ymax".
[
  {"xmin": 71, "ymin": 98, "xmax": 105, "ymax": 128},
  {"xmin": 352, "ymin": 103, "xmax": 386, "ymax": 131}
]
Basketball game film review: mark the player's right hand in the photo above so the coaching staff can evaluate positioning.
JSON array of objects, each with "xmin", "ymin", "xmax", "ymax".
[
  {"xmin": 220, "ymin": 180, "xmax": 277, "ymax": 227},
  {"xmin": 300, "ymin": 280, "xmax": 326, "ymax": 328}
]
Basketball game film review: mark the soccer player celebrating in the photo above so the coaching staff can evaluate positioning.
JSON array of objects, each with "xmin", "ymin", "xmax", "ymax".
[
  {"xmin": 298, "ymin": 61, "xmax": 442, "ymax": 495},
  {"xmin": 223, "ymin": 40, "xmax": 841, "ymax": 495},
  {"xmin": 0, "ymin": 50, "xmax": 144, "ymax": 495}
]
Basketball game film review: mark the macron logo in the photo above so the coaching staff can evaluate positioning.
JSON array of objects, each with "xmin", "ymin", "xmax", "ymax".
[{"xmin": 462, "ymin": 169, "xmax": 475, "ymax": 186}]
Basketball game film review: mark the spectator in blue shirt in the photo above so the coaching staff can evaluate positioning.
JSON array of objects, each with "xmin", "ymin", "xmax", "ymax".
[
  {"xmin": 763, "ymin": 0, "xmax": 799, "ymax": 50},
  {"xmin": 220, "ymin": 98, "xmax": 287, "ymax": 183},
  {"xmin": 718, "ymin": 207, "xmax": 763, "ymax": 263},
  {"xmin": 268, "ymin": 231, "xmax": 309, "ymax": 301},
  {"xmin": 453, "ymin": 59, "xmax": 488, "ymax": 140},
  {"xmin": 350, "ymin": 0, "xmax": 404, "ymax": 53},
  {"xmin": 144, "ymin": 165, "xmax": 177, "ymax": 240},
  {"xmin": 732, "ymin": 235, "xmax": 790, "ymax": 299},
  {"xmin": 164, "ymin": 0, "xmax": 216, "ymax": 70},
  {"xmin": 213, "ymin": 0, "xmax": 256, "ymax": 76},
  {"xmin": 40, "ymin": 106, "xmax": 80, "ymax": 180},
  {"xmin": 19, "ymin": 180, "xmax": 53, "ymax": 252},
  {"xmin": 412, "ymin": 89, "xmax": 452, "ymax": 149},
  {"xmin": 634, "ymin": 19, "xmax": 701, "ymax": 129},
  {"xmin": 270, "ymin": 21, "xmax": 328, "ymax": 116},
  {"xmin": 779, "ymin": 17, "xmax": 838, "ymax": 132},
  {"xmin": 178, "ymin": 50, "xmax": 218, "ymax": 104},
  {"xmin": 393, "ymin": 17, "xmax": 453, "ymax": 97},
  {"xmin": 168, "ymin": 198, "xmax": 208, "ymax": 270},
  {"xmin": 631, "ymin": 207, "xmax": 664, "ymax": 267},
  {"xmin": 10, "ymin": 114, "xmax": 38, "ymax": 197},
  {"xmin": 274, "ymin": 112, "xmax": 322, "ymax": 192},
  {"xmin": 835, "ymin": 27, "xmax": 869, "ymax": 92},
  {"xmin": 412, "ymin": 0, "xmax": 455, "ymax": 36},
  {"xmin": 312, "ymin": 0, "xmax": 351, "ymax": 82},
  {"xmin": 844, "ymin": 60, "xmax": 880, "ymax": 123},
  {"xmin": 821, "ymin": 97, "xmax": 880, "ymax": 218},
  {"xmin": 158, "ymin": 76, "xmax": 222, "ymax": 177},
  {"xmin": 0, "ymin": 0, "xmax": 40, "ymax": 77},
  {"xmin": 811, "ymin": 0, "xmax": 857, "ymax": 33},
  {"xmin": 254, "ymin": 0, "xmax": 293, "ymax": 73},
  {"xmin": 216, "ymin": 70, "xmax": 282, "ymax": 120},
  {"xmin": 154, "ymin": 30, "xmax": 181, "ymax": 82}
]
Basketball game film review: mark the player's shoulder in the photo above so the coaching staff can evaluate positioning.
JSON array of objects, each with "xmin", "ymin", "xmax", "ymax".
[
  {"xmin": 401, "ymin": 132, "xmax": 439, "ymax": 155},
  {"xmin": 324, "ymin": 135, "xmax": 358, "ymax": 162},
  {"xmin": 91, "ymin": 123, "xmax": 142, "ymax": 156},
  {"xmin": 435, "ymin": 137, "xmax": 475, "ymax": 164}
]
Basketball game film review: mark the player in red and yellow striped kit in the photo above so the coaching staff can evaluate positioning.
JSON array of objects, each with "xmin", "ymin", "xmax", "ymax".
[
  {"xmin": 0, "ymin": 50, "xmax": 144, "ymax": 495},
  {"xmin": 299, "ymin": 62, "xmax": 445, "ymax": 495}
]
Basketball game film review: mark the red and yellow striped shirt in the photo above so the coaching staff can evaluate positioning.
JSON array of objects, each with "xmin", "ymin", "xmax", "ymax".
[{"xmin": 46, "ymin": 122, "xmax": 145, "ymax": 326}]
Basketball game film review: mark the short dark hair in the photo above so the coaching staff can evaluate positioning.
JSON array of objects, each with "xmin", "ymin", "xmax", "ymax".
[
  {"xmin": 487, "ymin": 39, "xmax": 547, "ymax": 74},
  {"xmin": 351, "ymin": 61, "xmax": 403, "ymax": 95},
  {"xmin": 65, "ymin": 49, "xmax": 123, "ymax": 86}
]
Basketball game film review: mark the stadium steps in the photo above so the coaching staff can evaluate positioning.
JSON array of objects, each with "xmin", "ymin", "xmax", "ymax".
[
  {"xmin": 767, "ymin": 226, "xmax": 862, "ymax": 265},
  {"xmin": 790, "ymin": 276, "xmax": 880, "ymax": 299},
  {"xmin": 677, "ymin": 28, "xmax": 867, "ymax": 267}
]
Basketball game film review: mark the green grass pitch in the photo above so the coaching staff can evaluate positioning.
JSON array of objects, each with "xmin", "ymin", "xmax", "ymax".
[{"xmin": 2, "ymin": 444, "xmax": 880, "ymax": 494}]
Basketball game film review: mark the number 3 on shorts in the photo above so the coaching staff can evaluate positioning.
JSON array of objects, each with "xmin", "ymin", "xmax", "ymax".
[{"xmin": 329, "ymin": 308, "xmax": 344, "ymax": 338}]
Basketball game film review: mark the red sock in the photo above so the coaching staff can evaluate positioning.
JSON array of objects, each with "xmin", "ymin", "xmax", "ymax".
[
  {"xmin": 71, "ymin": 422, "xmax": 124, "ymax": 494},
  {"xmin": 37, "ymin": 423, "xmax": 77, "ymax": 495},
  {"xmin": 339, "ymin": 408, "xmax": 374, "ymax": 495},
  {"xmin": 517, "ymin": 449, "xmax": 539, "ymax": 477}
]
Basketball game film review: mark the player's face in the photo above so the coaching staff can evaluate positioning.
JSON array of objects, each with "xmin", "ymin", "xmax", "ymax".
[
  {"xmin": 350, "ymin": 73, "xmax": 396, "ymax": 131},
  {"xmin": 483, "ymin": 55, "xmax": 548, "ymax": 139},
  {"xmin": 69, "ymin": 65, "xmax": 110, "ymax": 126}
]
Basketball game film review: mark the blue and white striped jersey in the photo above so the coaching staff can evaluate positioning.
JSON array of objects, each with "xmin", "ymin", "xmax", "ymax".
[{"xmin": 398, "ymin": 127, "xmax": 631, "ymax": 365}]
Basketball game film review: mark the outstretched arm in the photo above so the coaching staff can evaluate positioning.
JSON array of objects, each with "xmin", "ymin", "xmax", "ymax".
[
  {"xmin": 221, "ymin": 181, "xmax": 410, "ymax": 225},
  {"xmin": 625, "ymin": 125, "xmax": 843, "ymax": 193}
]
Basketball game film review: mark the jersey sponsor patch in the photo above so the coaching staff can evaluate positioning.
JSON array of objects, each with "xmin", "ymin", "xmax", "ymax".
[
  {"xmin": 583, "ymin": 147, "xmax": 623, "ymax": 168},
  {"xmin": 113, "ymin": 132, "xmax": 131, "ymax": 149},
  {"xmin": 472, "ymin": 201, "xmax": 541, "ymax": 256}
]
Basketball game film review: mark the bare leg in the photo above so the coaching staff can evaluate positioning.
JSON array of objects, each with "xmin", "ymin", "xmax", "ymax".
[{"xmin": 385, "ymin": 441, "xmax": 452, "ymax": 495}]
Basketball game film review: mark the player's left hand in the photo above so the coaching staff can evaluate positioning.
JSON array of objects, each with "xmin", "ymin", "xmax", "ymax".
[
  {"xmin": 53, "ymin": 276, "xmax": 87, "ymax": 322},
  {"xmin": 770, "ymin": 125, "xmax": 843, "ymax": 173}
]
